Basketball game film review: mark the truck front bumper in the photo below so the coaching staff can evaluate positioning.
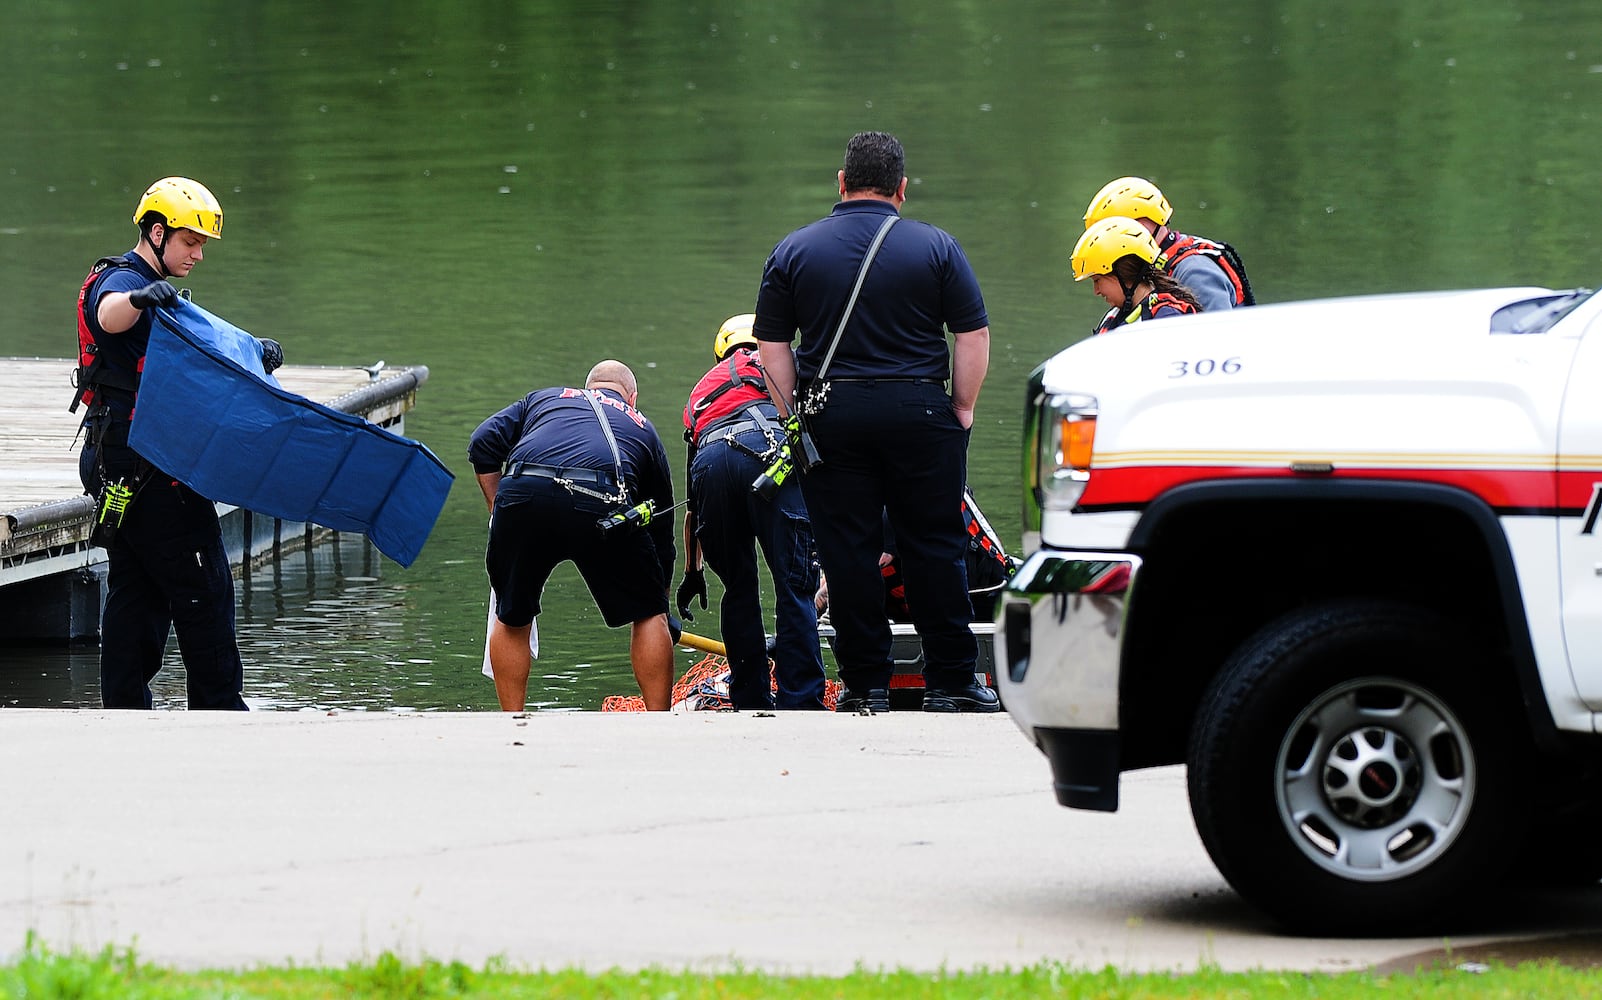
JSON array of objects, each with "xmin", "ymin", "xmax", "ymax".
[{"xmin": 994, "ymin": 549, "xmax": 1141, "ymax": 812}]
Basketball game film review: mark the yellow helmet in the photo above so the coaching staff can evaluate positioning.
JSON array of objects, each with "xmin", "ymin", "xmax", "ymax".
[
  {"xmin": 134, "ymin": 177, "xmax": 223, "ymax": 239},
  {"xmin": 1082, "ymin": 176, "xmax": 1171, "ymax": 229},
  {"xmin": 713, "ymin": 313, "xmax": 758, "ymax": 360},
  {"xmin": 1071, "ymin": 216, "xmax": 1160, "ymax": 281}
]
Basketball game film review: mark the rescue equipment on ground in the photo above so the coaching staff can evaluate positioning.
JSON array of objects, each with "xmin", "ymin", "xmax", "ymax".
[
  {"xmin": 961, "ymin": 485, "xmax": 1018, "ymax": 616},
  {"xmin": 601, "ymin": 652, "xmax": 845, "ymax": 712},
  {"xmin": 871, "ymin": 486, "xmax": 1017, "ymax": 622},
  {"xmin": 126, "ymin": 299, "xmax": 453, "ymax": 567}
]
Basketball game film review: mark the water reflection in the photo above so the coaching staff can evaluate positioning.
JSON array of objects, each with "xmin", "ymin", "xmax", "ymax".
[
  {"xmin": 4, "ymin": 0, "xmax": 1599, "ymax": 710},
  {"xmin": 0, "ymin": 534, "xmax": 650, "ymax": 712},
  {"xmin": 235, "ymin": 533, "xmax": 653, "ymax": 711}
]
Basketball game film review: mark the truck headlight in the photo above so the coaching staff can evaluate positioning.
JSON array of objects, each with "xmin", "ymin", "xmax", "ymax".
[{"xmin": 1036, "ymin": 392, "xmax": 1097, "ymax": 512}]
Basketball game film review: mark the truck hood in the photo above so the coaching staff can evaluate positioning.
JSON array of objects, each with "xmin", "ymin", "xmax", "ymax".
[
  {"xmin": 1045, "ymin": 287, "xmax": 1560, "ymax": 385},
  {"xmin": 1040, "ymin": 287, "xmax": 1587, "ymax": 491}
]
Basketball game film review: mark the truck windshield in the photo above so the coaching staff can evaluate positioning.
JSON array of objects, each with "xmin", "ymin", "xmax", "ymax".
[{"xmin": 1491, "ymin": 288, "xmax": 1596, "ymax": 335}]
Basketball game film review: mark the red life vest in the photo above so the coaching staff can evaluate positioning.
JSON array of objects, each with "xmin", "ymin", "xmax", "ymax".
[
  {"xmin": 879, "ymin": 486, "xmax": 1015, "ymax": 622},
  {"xmin": 1094, "ymin": 291, "xmax": 1199, "ymax": 335},
  {"xmin": 71, "ymin": 256, "xmax": 143, "ymax": 414},
  {"xmin": 1158, "ymin": 232, "xmax": 1254, "ymax": 306},
  {"xmin": 683, "ymin": 348, "xmax": 772, "ymax": 445}
]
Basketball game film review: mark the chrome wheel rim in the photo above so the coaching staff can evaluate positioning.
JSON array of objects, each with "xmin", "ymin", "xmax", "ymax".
[{"xmin": 1274, "ymin": 677, "xmax": 1475, "ymax": 883}]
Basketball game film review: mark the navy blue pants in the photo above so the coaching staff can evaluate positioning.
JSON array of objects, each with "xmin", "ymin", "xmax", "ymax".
[
  {"xmin": 799, "ymin": 379, "xmax": 977, "ymax": 692},
  {"xmin": 81, "ymin": 429, "xmax": 246, "ymax": 711},
  {"xmin": 690, "ymin": 426, "xmax": 826, "ymax": 709}
]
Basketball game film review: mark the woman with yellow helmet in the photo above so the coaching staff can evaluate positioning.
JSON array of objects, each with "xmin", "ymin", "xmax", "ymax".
[
  {"xmin": 1082, "ymin": 175, "xmax": 1254, "ymax": 311},
  {"xmin": 1070, "ymin": 216, "xmax": 1203, "ymax": 335}
]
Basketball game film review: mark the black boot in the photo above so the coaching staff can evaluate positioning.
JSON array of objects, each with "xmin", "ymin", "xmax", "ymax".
[
  {"xmin": 835, "ymin": 688, "xmax": 890, "ymax": 714},
  {"xmin": 922, "ymin": 682, "xmax": 1000, "ymax": 713}
]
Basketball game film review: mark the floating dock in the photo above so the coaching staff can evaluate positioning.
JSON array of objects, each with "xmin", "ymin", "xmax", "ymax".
[{"xmin": 0, "ymin": 358, "xmax": 429, "ymax": 642}]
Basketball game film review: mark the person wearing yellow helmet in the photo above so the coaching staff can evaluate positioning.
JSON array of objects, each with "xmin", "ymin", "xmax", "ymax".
[
  {"xmin": 711, "ymin": 312, "xmax": 759, "ymax": 361},
  {"xmin": 1083, "ymin": 176, "xmax": 1254, "ymax": 311},
  {"xmin": 677, "ymin": 313, "xmax": 827, "ymax": 709},
  {"xmin": 70, "ymin": 177, "xmax": 268, "ymax": 710},
  {"xmin": 1071, "ymin": 216, "xmax": 1203, "ymax": 335}
]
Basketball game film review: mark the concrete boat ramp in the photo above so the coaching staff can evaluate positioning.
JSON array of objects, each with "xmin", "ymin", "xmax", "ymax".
[{"xmin": 5, "ymin": 709, "xmax": 1600, "ymax": 976}]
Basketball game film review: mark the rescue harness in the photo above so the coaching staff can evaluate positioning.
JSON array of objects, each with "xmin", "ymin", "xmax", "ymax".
[
  {"xmin": 1096, "ymin": 290, "xmax": 1200, "ymax": 335},
  {"xmin": 683, "ymin": 348, "xmax": 772, "ymax": 446},
  {"xmin": 1158, "ymin": 232, "xmax": 1255, "ymax": 307},
  {"xmin": 71, "ymin": 256, "xmax": 142, "ymax": 414}
]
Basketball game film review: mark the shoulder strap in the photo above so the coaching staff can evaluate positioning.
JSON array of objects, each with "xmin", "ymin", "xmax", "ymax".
[
  {"xmin": 815, "ymin": 214, "xmax": 899, "ymax": 382},
  {"xmin": 1218, "ymin": 241, "xmax": 1255, "ymax": 306},
  {"xmin": 691, "ymin": 354, "xmax": 766, "ymax": 419},
  {"xmin": 582, "ymin": 389, "xmax": 629, "ymax": 501}
]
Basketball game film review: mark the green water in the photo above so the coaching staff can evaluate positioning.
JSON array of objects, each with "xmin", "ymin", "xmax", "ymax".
[{"xmin": 2, "ymin": 0, "xmax": 1598, "ymax": 709}]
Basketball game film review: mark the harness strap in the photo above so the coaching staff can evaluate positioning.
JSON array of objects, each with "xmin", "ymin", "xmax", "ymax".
[
  {"xmin": 688, "ymin": 354, "xmax": 768, "ymax": 434},
  {"xmin": 580, "ymin": 389, "xmax": 632, "ymax": 506},
  {"xmin": 71, "ymin": 256, "xmax": 141, "ymax": 414},
  {"xmin": 705, "ymin": 404, "xmax": 785, "ymax": 461},
  {"xmin": 1158, "ymin": 233, "xmax": 1254, "ymax": 306}
]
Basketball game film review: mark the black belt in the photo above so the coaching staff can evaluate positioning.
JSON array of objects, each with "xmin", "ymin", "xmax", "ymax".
[
  {"xmin": 700, "ymin": 418, "xmax": 767, "ymax": 444},
  {"xmin": 826, "ymin": 377, "xmax": 943, "ymax": 384},
  {"xmin": 503, "ymin": 463, "xmax": 617, "ymax": 489}
]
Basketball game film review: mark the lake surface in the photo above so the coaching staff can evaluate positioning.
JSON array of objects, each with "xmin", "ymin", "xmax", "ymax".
[{"xmin": 2, "ymin": 0, "xmax": 1598, "ymax": 709}]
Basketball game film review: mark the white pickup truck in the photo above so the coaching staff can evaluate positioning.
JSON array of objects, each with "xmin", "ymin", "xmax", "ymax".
[{"xmin": 994, "ymin": 286, "xmax": 1602, "ymax": 934}]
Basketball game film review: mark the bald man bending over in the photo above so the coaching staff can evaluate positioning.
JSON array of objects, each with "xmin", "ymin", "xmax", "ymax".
[{"xmin": 469, "ymin": 360, "xmax": 677, "ymax": 710}]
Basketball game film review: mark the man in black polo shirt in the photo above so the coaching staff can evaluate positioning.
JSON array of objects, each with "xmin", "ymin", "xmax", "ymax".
[
  {"xmin": 753, "ymin": 131, "xmax": 998, "ymax": 714},
  {"xmin": 469, "ymin": 360, "xmax": 677, "ymax": 711}
]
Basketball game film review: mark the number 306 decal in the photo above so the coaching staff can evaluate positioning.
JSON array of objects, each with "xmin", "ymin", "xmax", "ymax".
[{"xmin": 1169, "ymin": 357, "xmax": 1242, "ymax": 378}]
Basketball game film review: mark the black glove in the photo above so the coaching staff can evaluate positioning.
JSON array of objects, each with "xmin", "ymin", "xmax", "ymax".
[
  {"xmin": 667, "ymin": 613, "xmax": 683, "ymax": 645},
  {"xmin": 127, "ymin": 281, "xmax": 178, "ymax": 310},
  {"xmin": 258, "ymin": 338, "xmax": 284, "ymax": 374},
  {"xmin": 676, "ymin": 568, "xmax": 708, "ymax": 621}
]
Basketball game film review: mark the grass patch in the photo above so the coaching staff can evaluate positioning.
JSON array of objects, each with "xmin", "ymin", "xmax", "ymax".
[{"xmin": 5, "ymin": 934, "xmax": 1602, "ymax": 999}]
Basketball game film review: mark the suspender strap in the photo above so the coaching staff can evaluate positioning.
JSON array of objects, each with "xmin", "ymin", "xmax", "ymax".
[{"xmin": 580, "ymin": 390, "xmax": 631, "ymax": 505}]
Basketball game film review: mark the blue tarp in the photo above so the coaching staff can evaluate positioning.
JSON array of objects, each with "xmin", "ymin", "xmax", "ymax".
[{"xmin": 127, "ymin": 299, "xmax": 453, "ymax": 567}]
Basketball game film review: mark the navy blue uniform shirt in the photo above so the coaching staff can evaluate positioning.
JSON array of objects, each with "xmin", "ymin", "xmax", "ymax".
[{"xmin": 752, "ymin": 200, "xmax": 987, "ymax": 381}]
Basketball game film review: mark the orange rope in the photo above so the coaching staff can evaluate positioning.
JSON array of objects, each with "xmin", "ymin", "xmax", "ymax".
[{"xmin": 601, "ymin": 653, "xmax": 843, "ymax": 711}]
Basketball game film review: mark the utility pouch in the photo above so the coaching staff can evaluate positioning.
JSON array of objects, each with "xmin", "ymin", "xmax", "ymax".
[
  {"xmin": 793, "ymin": 413, "xmax": 823, "ymax": 472},
  {"xmin": 89, "ymin": 478, "xmax": 134, "ymax": 548}
]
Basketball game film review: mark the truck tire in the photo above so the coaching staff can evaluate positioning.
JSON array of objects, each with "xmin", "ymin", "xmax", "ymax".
[{"xmin": 1186, "ymin": 600, "xmax": 1517, "ymax": 934}]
